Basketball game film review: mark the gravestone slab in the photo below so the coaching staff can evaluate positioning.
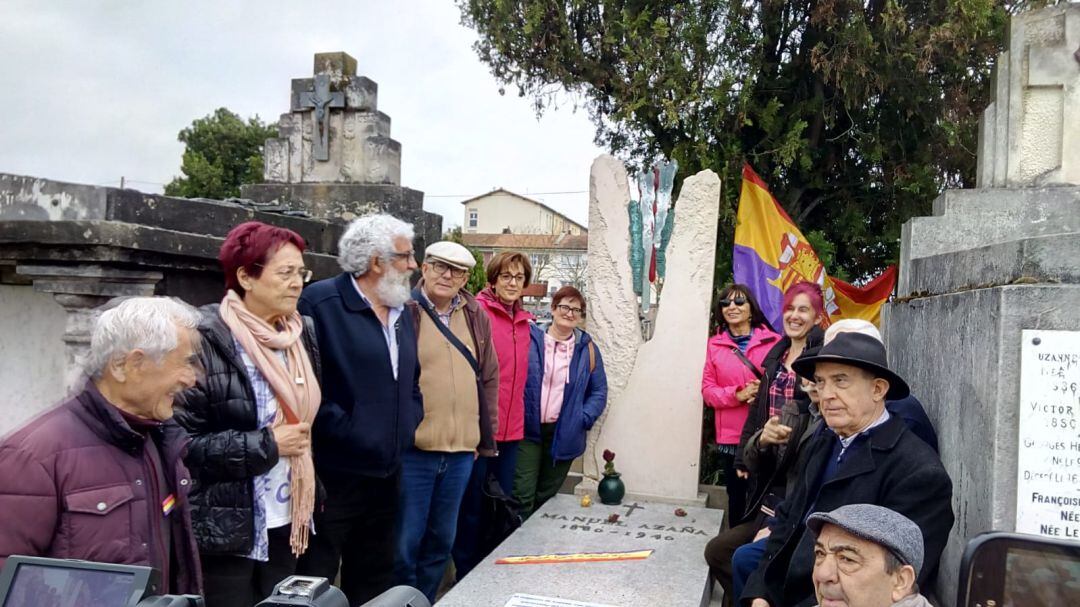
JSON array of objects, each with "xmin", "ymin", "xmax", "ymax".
[{"xmin": 438, "ymin": 495, "xmax": 722, "ymax": 607}]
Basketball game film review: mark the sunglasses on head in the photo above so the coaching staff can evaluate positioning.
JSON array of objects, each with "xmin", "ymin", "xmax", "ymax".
[{"xmin": 720, "ymin": 297, "xmax": 748, "ymax": 308}]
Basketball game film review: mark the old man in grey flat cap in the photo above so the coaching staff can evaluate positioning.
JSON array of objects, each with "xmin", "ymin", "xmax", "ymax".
[{"xmin": 808, "ymin": 504, "xmax": 932, "ymax": 607}]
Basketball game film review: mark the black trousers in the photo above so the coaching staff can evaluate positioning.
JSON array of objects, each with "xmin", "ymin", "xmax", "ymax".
[
  {"xmin": 703, "ymin": 520, "xmax": 759, "ymax": 607},
  {"xmin": 296, "ymin": 472, "xmax": 400, "ymax": 607},
  {"xmin": 201, "ymin": 525, "xmax": 297, "ymax": 607},
  {"xmin": 719, "ymin": 450, "xmax": 749, "ymax": 525}
]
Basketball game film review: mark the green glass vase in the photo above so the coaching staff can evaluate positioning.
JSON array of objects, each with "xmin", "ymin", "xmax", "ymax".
[{"xmin": 598, "ymin": 472, "xmax": 625, "ymax": 505}]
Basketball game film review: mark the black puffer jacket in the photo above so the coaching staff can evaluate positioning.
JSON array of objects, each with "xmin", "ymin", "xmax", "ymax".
[
  {"xmin": 173, "ymin": 303, "xmax": 321, "ymax": 555},
  {"xmin": 733, "ymin": 326, "xmax": 824, "ymax": 524}
]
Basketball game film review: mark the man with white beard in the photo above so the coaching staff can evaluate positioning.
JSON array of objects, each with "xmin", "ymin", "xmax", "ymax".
[{"xmin": 295, "ymin": 214, "xmax": 424, "ymax": 606}]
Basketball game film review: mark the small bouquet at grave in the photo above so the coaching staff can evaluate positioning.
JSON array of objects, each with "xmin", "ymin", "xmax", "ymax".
[
  {"xmin": 603, "ymin": 449, "xmax": 618, "ymax": 476},
  {"xmin": 598, "ymin": 449, "xmax": 625, "ymax": 505}
]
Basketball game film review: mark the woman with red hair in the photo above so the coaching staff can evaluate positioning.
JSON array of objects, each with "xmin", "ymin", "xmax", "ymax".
[{"xmin": 174, "ymin": 221, "xmax": 322, "ymax": 607}]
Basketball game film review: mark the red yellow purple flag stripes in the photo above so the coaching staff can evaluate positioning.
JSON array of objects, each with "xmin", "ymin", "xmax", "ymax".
[
  {"xmin": 732, "ymin": 164, "xmax": 896, "ymax": 328},
  {"xmin": 495, "ymin": 549, "xmax": 653, "ymax": 565}
]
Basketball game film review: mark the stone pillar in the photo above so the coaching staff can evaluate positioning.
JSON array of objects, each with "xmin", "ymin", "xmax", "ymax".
[
  {"xmin": 977, "ymin": 4, "xmax": 1080, "ymax": 187},
  {"xmin": 580, "ymin": 155, "xmax": 720, "ymax": 505},
  {"xmin": 884, "ymin": 6, "xmax": 1080, "ymax": 604},
  {"xmin": 17, "ymin": 264, "xmax": 163, "ymax": 390}
]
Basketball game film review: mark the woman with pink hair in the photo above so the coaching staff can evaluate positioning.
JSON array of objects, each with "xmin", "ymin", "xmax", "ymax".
[{"xmin": 704, "ymin": 281, "xmax": 826, "ymax": 605}]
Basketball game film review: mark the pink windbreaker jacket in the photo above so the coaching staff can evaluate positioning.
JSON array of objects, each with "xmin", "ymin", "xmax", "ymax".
[{"xmin": 701, "ymin": 326, "xmax": 780, "ymax": 444}]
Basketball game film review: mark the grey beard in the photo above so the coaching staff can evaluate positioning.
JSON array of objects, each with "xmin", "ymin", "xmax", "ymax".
[{"xmin": 376, "ymin": 267, "xmax": 411, "ymax": 308}]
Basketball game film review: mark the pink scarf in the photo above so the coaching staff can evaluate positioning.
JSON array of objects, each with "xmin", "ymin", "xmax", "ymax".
[{"xmin": 219, "ymin": 290, "xmax": 321, "ymax": 556}]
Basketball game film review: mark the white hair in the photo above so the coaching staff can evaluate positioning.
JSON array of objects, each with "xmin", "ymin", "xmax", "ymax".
[
  {"xmin": 85, "ymin": 297, "xmax": 201, "ymax": 379},
  {"xmin": 824, "ymin": 318, "xmax": 883, "ymax": 345},
  {"xmin": 337, "ymin": 213, "xmax": 415, "ymax": 275}
]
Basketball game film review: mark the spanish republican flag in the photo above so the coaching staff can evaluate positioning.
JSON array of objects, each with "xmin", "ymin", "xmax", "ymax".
[{"xmin": 732, "ymin": 164, "xmax": 896, "ymax": 328}]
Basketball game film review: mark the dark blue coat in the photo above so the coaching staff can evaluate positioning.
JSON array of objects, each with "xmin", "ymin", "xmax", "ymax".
[
  {"xmin": 886, "ymin": 394, "xmax": 939, "ymax": 453},
  {"xmin": 298, "ymin": 273, "xmax": 423, "ymax": 480},
  {"xmin": 523, "ymin": 325, "xmax": 608, "ymax": 461},
  {"xmin": 741, "ymin": 415, "xmax": 953, "ymax": 606}
]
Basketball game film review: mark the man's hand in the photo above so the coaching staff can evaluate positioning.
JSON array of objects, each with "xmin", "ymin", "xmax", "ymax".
[
  {"xmin": 736, "ymin": 469, "xmax": 750, "ymax": 479},
  {"xmin": 273, "ymin": 422, "xmax": 311, "ymax": 457},
  {"xmin": 736, "ymin": 379, "xmax": 761, "ymax": 403},
  {"xmin": 750, "ymin": 600, "xmax": 771, "ymax": 607},
  {"xmin": 753, "ymin": 526, "xmax": 772, "ymax": 542},
  {"xmin": 759, "ymin": 416, "xmax": 792, "ymax": 446}
]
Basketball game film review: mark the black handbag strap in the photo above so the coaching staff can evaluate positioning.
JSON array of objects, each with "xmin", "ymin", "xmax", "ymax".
[
  {"xmin": 730, "ymin": 346, "xmax": 764, "ymax": 380},
  {"xmin": 418, "ymin": 299, "xmax": 481, "ymax": 377}
]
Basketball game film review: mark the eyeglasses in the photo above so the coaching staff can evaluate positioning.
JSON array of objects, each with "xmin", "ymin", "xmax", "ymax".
[
  {"xmin": 498, "ymin": 273, "xmax": 527, "ymax": 284},
  {"xmin": 388, "ymin": 250, "xmax": 416, "ymax": 262},
  {"xmin": 256, "ymin": 264, "xmax": 313, "ymax": 284},
  {"xmin": 555, "ymin": 304, "xmax": 584, "ymax": 316},
  {"xmin": 720, "ymin": 297, "xmax": 748, "ymax": 308},
  {"xmin": 429, "ymin": 260, "xmax": 467, "ymax": 279}
]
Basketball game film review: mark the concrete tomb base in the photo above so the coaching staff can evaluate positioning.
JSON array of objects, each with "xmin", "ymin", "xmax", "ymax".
[{"xmin": 438, "ymin": 494, "xmax": 722, "ymax": 607}]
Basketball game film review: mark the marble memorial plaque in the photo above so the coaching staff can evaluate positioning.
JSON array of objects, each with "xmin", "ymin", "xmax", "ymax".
[{"xmin": 1016, "ymin": 329, "xmax": 1080, "ymax": 538}]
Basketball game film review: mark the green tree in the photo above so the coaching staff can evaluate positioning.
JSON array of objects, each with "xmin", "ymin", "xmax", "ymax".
[
  {"xmin": 165, "ymin": 108, "xmax": 277, "ymax": 199},
  {"xmin": 458, "ymin": 0, "xmax": 1059, "ymax": 486},
  {"xmin": 443, "ymin": 226, "xmax": 489, "ymax": 294},
  {"xmin": 456, "ymin": 0, "xmax": 1048, "ymax": 285}
]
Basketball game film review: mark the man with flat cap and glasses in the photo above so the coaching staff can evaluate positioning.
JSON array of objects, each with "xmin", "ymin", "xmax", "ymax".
[
  {"xmin": 393, "ymin": 241, "xmax": 500, "ymax": 603},
  {"xmin": 808, "ymin": 504, "xmax": 932, "ymax": 607},
  {"xmin": 741, "ymin": 332, "xmax": 953, "ymax": 607}
]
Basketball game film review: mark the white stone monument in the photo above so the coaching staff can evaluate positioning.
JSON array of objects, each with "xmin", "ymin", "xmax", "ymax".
[{"xmin": 579, "ymin": 155, "xmax": 721, "ymax": 505}]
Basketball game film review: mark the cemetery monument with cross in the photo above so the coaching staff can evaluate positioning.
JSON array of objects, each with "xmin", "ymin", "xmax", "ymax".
[
  {"xmin": 0, "ymin": 50, "xmax": 441, "ymax": 437},
  {"xmin": 242, "ymin": 51, "xmax": 442, "ymax": 248}
]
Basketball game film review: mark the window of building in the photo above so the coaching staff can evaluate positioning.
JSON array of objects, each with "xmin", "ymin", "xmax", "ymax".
[{"xmin": 468, "ymin": 209, "xmax": 478, "ymax": 228}]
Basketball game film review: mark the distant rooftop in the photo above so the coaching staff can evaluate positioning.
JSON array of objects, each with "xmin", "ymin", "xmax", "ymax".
[
  {"xmin": 460, "ymin": 188, "xmax": 587, "ymax": 232},
  {"xmin": 462, "ymin": 232, "xmax": 588, "ymax": 251}
]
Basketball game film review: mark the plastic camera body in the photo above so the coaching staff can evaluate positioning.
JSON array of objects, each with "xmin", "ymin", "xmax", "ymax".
[
  {"xmin": 957, "ymin": 531, "xmax": 1080, "ymax": 606},
  {"xmin": 255, "ymin": 576, "xmax": 348, "ymax": 607},
  {"xmin": 0, "ymin": 555, "xmax": 203, "ymax": 606},
  {"xmin": 0, "ymin": 557, "xmax": 428, "ymax": 607},
  {"xmin": 255, "ymin": 577, "xmax": 430, "ymax": 607}
]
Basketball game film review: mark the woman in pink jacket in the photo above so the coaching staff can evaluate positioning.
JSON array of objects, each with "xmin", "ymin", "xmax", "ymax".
[
  {"xmin": 701, "ymin": 283, "xmax": 778, "ymax": 522},
  {"xmin": 453, "ymin": 250, "xmax": 534, "ymax": 578}
]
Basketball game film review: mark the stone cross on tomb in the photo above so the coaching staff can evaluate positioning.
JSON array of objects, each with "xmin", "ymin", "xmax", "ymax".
[{"xmin": 297, "ymin": 74, "xmax": 344, "ymax": 161}]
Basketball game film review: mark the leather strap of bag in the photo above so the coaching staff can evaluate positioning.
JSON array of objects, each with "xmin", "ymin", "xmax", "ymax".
[
  {"xmin": 730, "ymin": 346, "xmax": 764, "ymax": 380},
  {"xmin": 418, "ymin": 298, "xmax": 481, "ymax": 377}
]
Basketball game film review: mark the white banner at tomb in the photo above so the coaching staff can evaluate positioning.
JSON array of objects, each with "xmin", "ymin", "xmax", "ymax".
[{"xmin": 1016, "ymin": 329, "xmax": 1080, "ymax": 538}]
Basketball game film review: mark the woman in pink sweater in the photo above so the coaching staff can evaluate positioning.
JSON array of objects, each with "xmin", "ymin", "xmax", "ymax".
[{"xmin": 701, "ymin": 284, "xmax": 778, "ymax": 522}]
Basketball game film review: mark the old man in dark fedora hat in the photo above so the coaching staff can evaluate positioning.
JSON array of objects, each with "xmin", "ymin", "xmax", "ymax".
[{"xmin": 741, "ymin": 332, "xmax": 953, "ymax": 607}]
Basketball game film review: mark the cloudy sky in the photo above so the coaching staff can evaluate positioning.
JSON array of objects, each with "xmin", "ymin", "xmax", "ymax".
[{"xmin": 0, "ymin": 0, "xmax": 605, "ymax": 229}]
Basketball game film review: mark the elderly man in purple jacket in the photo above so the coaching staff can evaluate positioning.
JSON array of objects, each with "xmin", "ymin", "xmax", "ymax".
[{"xmin": 0, "ymin": 297, "xmax": 204, "ymax": 596}]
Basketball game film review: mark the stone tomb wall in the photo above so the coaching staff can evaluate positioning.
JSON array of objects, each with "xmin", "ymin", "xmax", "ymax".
[{"xmin": 0, "ymin": 284, "xmax": 67, "ymax": 435}]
